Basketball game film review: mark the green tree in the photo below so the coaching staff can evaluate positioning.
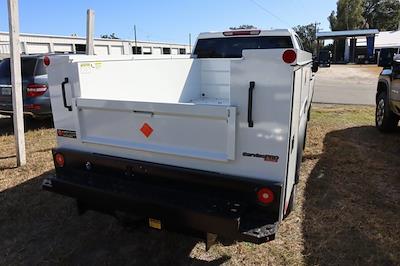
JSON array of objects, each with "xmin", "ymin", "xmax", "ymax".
[
  {"xmin": 229, "ymin": 25, "xmax": 257, "ymax": 30},
  {"xmin": 328, "ymin": 11, "xmax": 338, "ymax": 30},
  {"xmin": 100, "ymin": 33, "xmax": 119, "ymax": 39},
  {"xmin": 293, "ymin": 23, "xmax": 319, "ymax": 53},
  {"xmin": 329, "ymin": 0, "xmax": 400, "ymax": 31},
  {"xmin": 363, "ymin": 0, "xmax": 400, "ymax": 31},
  {"xmin": 328, "ymin": 0, "xmax": 365, "ymax": 30}
]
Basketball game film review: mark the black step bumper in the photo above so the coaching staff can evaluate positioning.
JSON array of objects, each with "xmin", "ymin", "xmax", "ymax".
[{"xmin": 43, "ymin": 148, "xmax": 282, "ymax": 244}]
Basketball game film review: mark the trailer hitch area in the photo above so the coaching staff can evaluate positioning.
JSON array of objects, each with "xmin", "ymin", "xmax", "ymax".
[
  {"xmin": 76, "ymin": 199, "xmax": 90, "ymax": 215},
  {"xmin": 242, "ymin": 222, "xmax": 279, "ymax": 242},
  {"xmin": 206, "ymin": 233, "xmax": 218, "ymax": 251},
  {"xmin": 42, "ymin": 177, "xmax": 54, "ymax": 188}
]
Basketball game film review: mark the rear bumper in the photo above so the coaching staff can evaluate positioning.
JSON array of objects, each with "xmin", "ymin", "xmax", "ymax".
[
  {"xmin": 43, "ymin": 148, "xmax": 282, "ymax": 243},
  {"xmin": 0, "ymin": 98, "xmax": 51, "ymax": 117},
  {"xmin": 43, "ymin": 176, "xmax": 279, "ymax": 243}
]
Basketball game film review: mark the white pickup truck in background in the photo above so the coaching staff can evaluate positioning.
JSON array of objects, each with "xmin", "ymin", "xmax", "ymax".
[{"xmin": 43, "ymin": 29, "xmax": 318, "ymax": 247}]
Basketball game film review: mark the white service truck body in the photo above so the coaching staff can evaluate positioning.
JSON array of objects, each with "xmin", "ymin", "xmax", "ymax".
[{"xmin": 43, "ymin": 29, "xmax": 316, "ymax": 244}]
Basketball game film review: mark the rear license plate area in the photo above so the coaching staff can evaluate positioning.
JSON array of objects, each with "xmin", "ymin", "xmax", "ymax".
[{"xmin": 1, "ymin": 87, "xmax": 11, "ymax": 96}]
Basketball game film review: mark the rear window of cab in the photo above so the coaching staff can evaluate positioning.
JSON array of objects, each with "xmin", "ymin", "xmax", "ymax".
[
  {"xmin": 194, "ymin": 36, "xmax": 293, "ymax": 58},
  {"xmin": 0, "ymin": 58, "xmax": 39, "ymax": 78}
]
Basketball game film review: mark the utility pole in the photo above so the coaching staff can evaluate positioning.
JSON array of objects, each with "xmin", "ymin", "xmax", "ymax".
[
  {"xmin": 314, "ymin": 22, "xmax": 320, "ymax": 34},
  {"xmin": 314, "ymin": 22, "xmax": 321, "ymax": 56},
  {"xmin": 7, "ymin": 0, "xmax": 26, "ymax": 166},
  {"xmin": 134, "ymin": 25, "xmax": 137, "ymax": 54},
  {"xmin": 86, "ymin": 9, "xmax": 95, "ymax": 55},
  {"xmin": 189, "ymin": 33, "xmax": 192, "ymax": 54}
]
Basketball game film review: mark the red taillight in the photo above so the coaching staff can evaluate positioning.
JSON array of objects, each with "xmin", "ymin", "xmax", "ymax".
[
  {"xmin": 54, "ymin": 153, "xmax": 65, "ymax": 167},
  {"xmin": 24, "ymin": 104, "xmax": 41, "ymax": 110},
  {"xmin": 282, "ymin": 50, "xmax": 297, "ymax": 64},
  {"xmin": 257, "ymin": 188, "xmax": 275, "ymax": 205},
  {"xmin": 56, "ymin": 129, "xmax": 64, "ymax": 137},
  {"xmin": 43, "ymin": 56, "xmax": 50, "ymax": 66},
  {"xmin": 223, "ymin": 30, "xmax": 261, "ymax": 36},
  {"xmin": 26, "ymin": 84, "xmax": 47, "ymax": 97}
]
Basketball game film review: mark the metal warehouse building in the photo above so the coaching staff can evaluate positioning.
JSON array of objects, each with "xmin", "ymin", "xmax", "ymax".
[{"xmin": 0, "ymin": 31, "xmax": 192, "ymax": 59}]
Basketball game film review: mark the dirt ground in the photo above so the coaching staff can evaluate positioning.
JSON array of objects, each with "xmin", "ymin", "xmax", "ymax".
[
  {"xmin": 0, "ymin": 105, "xmax": 399, "ymax": 265},
  {"xmin": 313, "ymin": 65, "xmax": 382, "ymax": 105}
]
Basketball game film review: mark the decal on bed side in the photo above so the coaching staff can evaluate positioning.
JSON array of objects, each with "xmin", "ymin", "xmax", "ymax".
[
  {"xmin": 242, "ymin": 152, "xmax": 280, "ymax": 163},
  {"xmin": 57, "ymin": 129, "xmax": 77, "ymax": 139}
]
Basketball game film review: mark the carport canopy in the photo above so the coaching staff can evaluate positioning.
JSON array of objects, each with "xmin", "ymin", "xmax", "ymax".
[
  {"xmin": 316, "ymin": 29, "xmax": 379, "ymax": 63},
  {"xmin": 316, "ymin": 29, "xmax": 379, "ymax": 40}
]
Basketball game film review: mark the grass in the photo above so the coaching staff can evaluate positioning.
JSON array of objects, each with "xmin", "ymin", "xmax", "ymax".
[
  {"xmin": 0, "ymin": 105, "xmax": 399, "ymax": 265},
  {"xmin": 311, "ymin": 105, "xmax": 374, "ymax": 125}
]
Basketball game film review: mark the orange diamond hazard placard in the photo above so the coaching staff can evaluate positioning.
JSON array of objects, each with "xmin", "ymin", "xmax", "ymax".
[{"xmin": 140, "ymin": 123, "xmax": 153, "ymax": 138}]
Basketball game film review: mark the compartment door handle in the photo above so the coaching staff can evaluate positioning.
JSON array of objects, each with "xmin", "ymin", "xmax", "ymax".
[
  {"xmin": 61, "ymin": 78, "xmax": 72, "ymax": 111},
  {"xmin": 248, "ymin": 81, "xmax": 255, "ymax": 128}
]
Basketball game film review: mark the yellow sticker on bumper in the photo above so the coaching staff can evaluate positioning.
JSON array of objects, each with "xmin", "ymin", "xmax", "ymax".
[{"xmin": 149, "ymin": 218, "xmax": 162, "ymax": 230}]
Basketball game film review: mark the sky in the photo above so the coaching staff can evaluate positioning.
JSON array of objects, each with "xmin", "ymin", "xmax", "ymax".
[{"xmin": 0, "ymin": 0, "xmax": 337, "ymax": 44}]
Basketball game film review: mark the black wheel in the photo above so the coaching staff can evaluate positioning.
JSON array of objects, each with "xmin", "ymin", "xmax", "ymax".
[
  {"xmin": 376, "ymin": 91, "xmax": 399, "ymax": 132},
  {"xmin": 284, "ymin": 185, "xmax": 297, "ymax": 219}
]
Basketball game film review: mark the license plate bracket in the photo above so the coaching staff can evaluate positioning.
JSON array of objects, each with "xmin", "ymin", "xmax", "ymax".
[
  {"xmin": 149, "ymin": 218, "xmax": 162, "ymax": 230},
  {"xmin": 1, "ymin": 87, "xmax": 12, "ymax": 96}
]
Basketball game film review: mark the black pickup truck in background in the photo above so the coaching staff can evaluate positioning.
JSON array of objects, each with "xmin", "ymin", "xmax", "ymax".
[
  {"xmin": 376, "ymin": 53, "xmax": 400, "ymax": 132},
  {"xmin": 318, "ymin": 50, "xmax": 332, "ymax": 67}
]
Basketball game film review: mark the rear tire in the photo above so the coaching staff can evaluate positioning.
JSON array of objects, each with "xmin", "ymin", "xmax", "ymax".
[{"xmin": 376, "ymin": 91, "xmax": 399, "ymax": 132}]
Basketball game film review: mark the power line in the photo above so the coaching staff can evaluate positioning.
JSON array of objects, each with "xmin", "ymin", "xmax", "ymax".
[{"xmin": 247, "ymin": 0, "xmax": 291, "ymax": 27}]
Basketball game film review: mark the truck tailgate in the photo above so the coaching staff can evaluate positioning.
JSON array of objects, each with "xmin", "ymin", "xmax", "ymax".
[{"xmin": 76, "ymin": 98, "xmax": 236, "ymax": 162}]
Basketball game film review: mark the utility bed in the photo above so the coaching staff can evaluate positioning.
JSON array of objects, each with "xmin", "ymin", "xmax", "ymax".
[{"xmin": 43, "ymin": 29, "xmax": 316, "ymax": 246}]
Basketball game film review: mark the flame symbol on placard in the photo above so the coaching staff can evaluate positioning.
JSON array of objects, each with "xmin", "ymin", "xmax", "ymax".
[{"xmin": 140, "ymin": 123, "xmax": 153, "ymax": 138}]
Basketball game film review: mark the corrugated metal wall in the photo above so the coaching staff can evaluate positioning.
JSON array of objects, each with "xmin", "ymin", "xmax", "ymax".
[{"xmin": 0, "ymin": 32, "xmax": 191, "ymax": 58}]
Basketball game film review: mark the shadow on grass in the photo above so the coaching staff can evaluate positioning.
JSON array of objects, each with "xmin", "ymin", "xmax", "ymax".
[
  {"xmin": 0, "ymin": 116, "xmax": 53, "ymax": 136},
  {"xmin": 302, "ymin": 126, "xmax": 400, "ymax": 265},
  {"xmin": 0, "ymin": 171, "xmax": 230, "ymax": 265}
]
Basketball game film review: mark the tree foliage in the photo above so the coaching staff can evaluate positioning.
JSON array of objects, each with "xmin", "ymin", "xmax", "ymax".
[
  {"xmin": 363, "ymin": 0, "xmax": 400, "ymax": 31},
  {"xmin": 229, "ymin": 25, "xmax": 257, "ymax": 30},
  {"xmin": 329, "ymin": 0, "xmax": 400, "ymax": 31},
  {"xmin": 100, "ymin": 33, "xmax": 119, "ymax": 39},
  {"xmin": 328, "ymin": 11, "xmax": 338, "ymax": 31},
  {"xmin": 329, "ymin": 0, "xmax": 364, "ymax": 30},
  {"xmin": 293, "ymin": 23, "xmax": 318, "ymax": 53}
]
